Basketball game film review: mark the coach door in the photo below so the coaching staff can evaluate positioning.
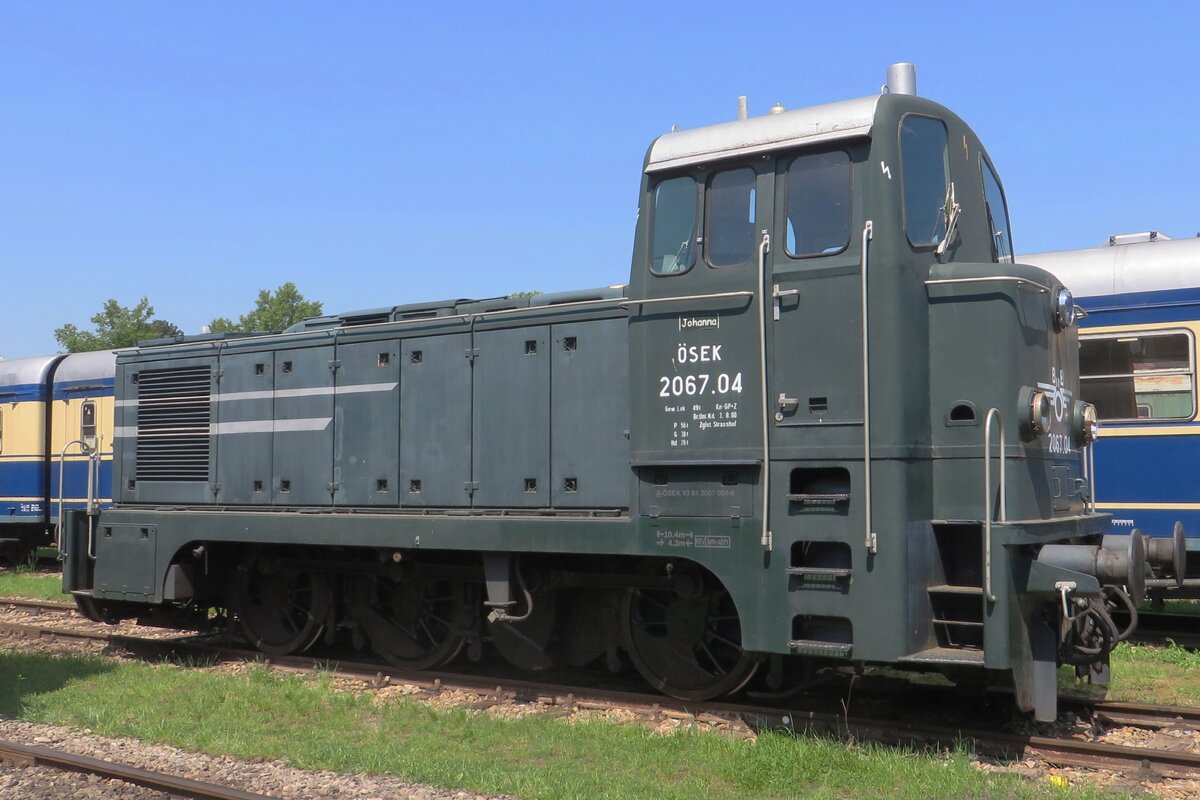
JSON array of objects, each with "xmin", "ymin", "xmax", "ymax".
[{"xmin": 767, "ymin": 149, "xmax": 864, "ymax": 442}]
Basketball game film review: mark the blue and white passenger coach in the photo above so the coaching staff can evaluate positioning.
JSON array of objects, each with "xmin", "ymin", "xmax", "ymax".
[
  {"xmin": 1023, "ymin": 233, "xmax": 1200, "ymax": 582},
  {"xmin": 0, "ymin": 351, "xmax": 116, "ymax": 560}
]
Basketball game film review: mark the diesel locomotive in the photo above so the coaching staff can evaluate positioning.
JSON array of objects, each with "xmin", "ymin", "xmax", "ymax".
[{"xmin": 62, "ymin": 64, "xmax": 1166, "ymax": 721}]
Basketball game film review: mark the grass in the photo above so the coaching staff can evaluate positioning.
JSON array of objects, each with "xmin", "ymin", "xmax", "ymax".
[
  {"xmin": 0, "ymin": 650, "xmax": 1124, "ymax": 800},
  {"xmin": 1141, "ymin": 599, "xmax": 1200, "ymax": 616},
  {"xmin": 0, "ymin": 567, "xmax": 71, "ymax": 601},
  {"xmin": 1096, "ymin": 641, "xmax": 1200, "ymax": 706}
]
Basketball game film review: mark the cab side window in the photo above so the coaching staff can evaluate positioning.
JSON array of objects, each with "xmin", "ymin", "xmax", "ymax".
[
  {"xmin": 706, "ymin": 167, "xmax": 757, "ymax": 268},
  {"xmin": 650, "ymin": 176, "xmax": 699, "ymax": 274},
  {"xmin": 786, "ymin": 150, "xmax": 851, "ymax": 257},
  {"xmin": 1080, "ymin": 332, "xmax": 1195, "ymax": 421},
  {"xmin": 980, "ymin": 157, "xmax": 1014, "ymax": 263},
  {"xmin": 900, "ymin": 116, "xmax": 950, "ymax": 247}
]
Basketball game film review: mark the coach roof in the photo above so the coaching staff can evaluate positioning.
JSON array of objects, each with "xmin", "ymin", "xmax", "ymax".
[
  {"xmin": 1021, "ymin": 234, "xmax": 1200, "ymax": 298},
  {"xmin": 0, "ymin": 354, "xmax": 64, "ymax": 390}
]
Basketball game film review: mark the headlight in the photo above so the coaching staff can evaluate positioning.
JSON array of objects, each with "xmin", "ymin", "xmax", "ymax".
[
  {"xmin": 1029, "ymin": 390, "xmax": 1052, "ymax": 436},
  {"xmin": 1054, "ymin": 288, "xmax": 1076, "ymax": 330},
  {"xmin": 1073, "ymin": 401, "xmax": 1099, "ymax": 445}
]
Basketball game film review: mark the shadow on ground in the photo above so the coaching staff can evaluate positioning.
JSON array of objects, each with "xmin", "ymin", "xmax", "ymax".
[{"xmin": 0, "ymin": 651, "xmax": 114, "ymax": 717}]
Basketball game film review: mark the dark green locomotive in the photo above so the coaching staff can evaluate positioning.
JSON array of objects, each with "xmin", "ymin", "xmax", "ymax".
[{"xmin": 63, "ymin": 64, "xmax": 1162, "ymax": 721}]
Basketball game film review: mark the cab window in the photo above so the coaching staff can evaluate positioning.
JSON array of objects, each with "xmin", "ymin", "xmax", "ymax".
[
  {"xmin": 1079, "ymin": 332, "xmax": 1195, "ymax": 421},
  {"xmin": 650, "ymin": 176, "xmax": 698, "ymax": 274},
  {"xmin": 82, "ymin": 401, "xmax": 97, "ymax": 441},
  {"xmin": 900, "ymin": 116, "xmax": 950, "ymax": 247},
  {"xmin": 980, "ymin": 157, "xmax": 1014, "ymax": 263},
  {"xmin": 786, "ymin": 151, "xmax": 851, "ymax": 257},
  {"xmin": 706, "ymin": 167, "xmax": 756, "ymax": 268}
]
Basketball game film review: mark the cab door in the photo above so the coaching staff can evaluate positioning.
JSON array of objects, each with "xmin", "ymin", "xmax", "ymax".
[{"xmin": 767, "ymin": 148, "xmax": 863, "ymax": 442}]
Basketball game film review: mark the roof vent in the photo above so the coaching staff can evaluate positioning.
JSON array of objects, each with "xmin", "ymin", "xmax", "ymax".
[
  {"xmin": 737, "ymin": 96, "xmax": 748, "ymax": 121},
  {"xmin": 886, "ymin": 63, "xmax": 917, "ymax": 96},
  {"xmin": 1108, "ymin": 231, "xmax": 1171, "ymax": 246},
  {"xmin": 770, "ymin": 102, "xmax": 786, "ymax": 115}
]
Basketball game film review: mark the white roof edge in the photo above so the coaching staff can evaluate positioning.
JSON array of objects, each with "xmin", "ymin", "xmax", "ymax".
[
  {"xmin": 646, "ymin": 95, "xmax": 879, "ymax": 173},
  {"xmin": 1019, "ymin": 235, "xmax": 1200, "ymax": 299},
  {"xmin": 0, "ymin": 354, "xmax": 64, "ymax": 388},
  {"xmin": 55, "ymin": 350, "xmax": 118, "ymax": 382}
]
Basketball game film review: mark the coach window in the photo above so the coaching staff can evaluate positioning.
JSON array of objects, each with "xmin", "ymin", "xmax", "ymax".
[
  {"xmin": 81, "ymin": 401, "xmax": 97, "ymax": 441},
  {"xmin": 900, "ymin": 116, "xmax": 950, "ymax": 248},
  {"xmin": 706, "ymin": 167, "xmax": 757, "ymax": 268},
  {"xmin": 786, "ymin": 151, "xmax": 851, "ymax": 257},
  {"xmin": 1079, "ymin": 331, "xmax": 1195, "ymax": 421},
  {"xmin": 650, "ymin": 176, "xmax": 698, "ymax": 274},
  {"xmin": 980, "ymin": 157, "xmax": 1014, "ymax": 263}
]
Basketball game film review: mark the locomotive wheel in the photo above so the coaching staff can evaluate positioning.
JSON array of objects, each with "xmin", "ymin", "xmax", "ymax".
[
  {"xmin": 360, "ymin": 575, "xmax": 471, "ymax": 670},
  {"xmin": 234, "ymin": 551, "xmax": 331, "ymax": 656},
  {"xmin": 621, "ymin": 562, "xmax": 760, "ymax": 700}
]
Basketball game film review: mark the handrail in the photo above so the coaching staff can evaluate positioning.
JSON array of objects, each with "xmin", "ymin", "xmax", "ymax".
[
  {"xmin": 983, "ymin": 408, "xmax": 1006, "ymax": 603},
  {"xmin": 1087, "ymin": 442, "xmax": 1097, "ymax": 513},
  {"xmin": 756, "ymin": 230, "xmax": 772, "ymax": 551},
  {"xmin": 618, "ymin": 290, "xmax": 755, "ymax": 309},
  {"xmin": 53, "ymin": 438, "xmax": 103, "ymax": 559},
  {"xmin": 861, "ymin": 220, "xmax": 876, "ymax": 553},
  {"xmin": 925, "ymin": 275, "xmax": 1051, "ymax": 294}
]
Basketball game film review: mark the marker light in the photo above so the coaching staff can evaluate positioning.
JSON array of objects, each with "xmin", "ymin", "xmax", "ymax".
[
  {"xmin": 1029, "ymin": 390, "xmax": 1052, "ymax": 436},
  {"xmin": 1055, "ymin": 288, "xmax": 1077, "ymax": 330},
  {"xmin": 1074, "ymin": 401, "xmax": 1099, "ymax": 445}
]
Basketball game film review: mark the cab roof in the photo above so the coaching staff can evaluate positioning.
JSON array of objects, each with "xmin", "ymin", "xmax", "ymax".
[{"xmin": 645, "ymin": 95, "xmax": 879, "ymax": 173}]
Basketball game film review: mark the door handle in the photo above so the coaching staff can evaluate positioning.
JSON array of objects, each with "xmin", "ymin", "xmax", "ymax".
[{"xmin": 772, "ymin": 284, "xmax": 799, "ymax": 320}]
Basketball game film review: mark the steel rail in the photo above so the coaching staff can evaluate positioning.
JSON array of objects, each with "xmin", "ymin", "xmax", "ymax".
[
  {"xmin": 0, "ymin": 598, "xmax": 76, "ymax": 612},
  {"xmin": 0, "ymin": 620, "xmax": 111, "ymax": 642},
  {"xmin": 0, "ymin": 738, "xmax": 277, "ymax": 800},
  {"xmin": 1077, "ymin": 697, "xmax": 1200, "ymax": 729}
]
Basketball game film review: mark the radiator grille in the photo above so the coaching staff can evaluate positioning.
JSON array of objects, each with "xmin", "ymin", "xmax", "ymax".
[{"xmin": 135, "ymin": 365, "xmax": 212, "ymax": 481}]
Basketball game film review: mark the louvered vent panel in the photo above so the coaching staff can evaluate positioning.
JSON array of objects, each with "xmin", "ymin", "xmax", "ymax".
[{"xmin": 135, "ymin": 365, "xmax": 212, "ymax": 481}]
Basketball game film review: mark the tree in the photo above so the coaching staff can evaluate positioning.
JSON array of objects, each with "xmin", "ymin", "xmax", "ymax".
[
  {"xmin": 54, "ymin": 298, "xmax": 182, "ymax": 352},
  {"xmin": 209, "ymin": 283, "xmax": 323, "ymax": 334}
]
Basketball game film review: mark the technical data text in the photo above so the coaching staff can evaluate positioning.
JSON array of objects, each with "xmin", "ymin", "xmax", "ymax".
[{"xmin": 659, "ymin": 341, "xmax": 743, "ymax": 448}]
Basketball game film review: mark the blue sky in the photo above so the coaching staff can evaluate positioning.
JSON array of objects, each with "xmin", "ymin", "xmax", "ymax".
[{"xmin": 2, "ymin": 2, "xmax": 1197, "ymax": 358}]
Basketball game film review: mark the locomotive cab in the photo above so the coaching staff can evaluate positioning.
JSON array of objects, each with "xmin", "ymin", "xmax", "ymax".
[{"xmin": 624, "ymin": 63, "xmax": 1152, "ymax": 719}]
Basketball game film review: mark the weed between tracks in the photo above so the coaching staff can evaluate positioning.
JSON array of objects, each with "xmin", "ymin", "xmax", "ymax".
[
  {"xmin": 0, "ymin": 650, "xmax": 1126, "ymax": 800},
  {"xmin": 0, "ymin": 567, "xmax": 71, "ymax": 602},
  {"xmin": 1098, "ymin": 642, "xmax": 1200, "ymax": 706}
]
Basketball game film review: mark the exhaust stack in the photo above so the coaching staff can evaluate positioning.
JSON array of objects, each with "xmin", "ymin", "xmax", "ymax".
[{"xmin": 887, "ymin": 63, "xmax": 917, "ymax": 96}]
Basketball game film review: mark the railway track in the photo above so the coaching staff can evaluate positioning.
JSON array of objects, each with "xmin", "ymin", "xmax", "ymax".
[
  {"xmin": 0, "ymin": 737, "xmax": 276, "ymax": 799},
  {"xmin": 1, "ymin": 597, "xmax": 75, "ymax": 612},
  {"xmin": 5, "ymin": 615, "xmax": 1200, "ymax": 781},
  {"xmin": 1113, "ymin": 609, "xmax": 1200, "ymax": 649}
]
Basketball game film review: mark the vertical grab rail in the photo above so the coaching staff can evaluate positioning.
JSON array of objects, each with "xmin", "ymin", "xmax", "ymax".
[
  {"xmin": 756, "ymin": 229, "xmax": 772, "ymax": 551},
  {"xmin": 54, "ymin": 439, "xmax": 97, "ymax": 558},
  {"xmin": 1087, "ymin": 443, "xmax": 1097, "ymax": 513},
  {"xmin": 983, "ymin": 408, "xmax": 1006, "ymax": 603},
  {"xmin": 860, "ymin": 220, "xmax": 876, "ymax": 553}
]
